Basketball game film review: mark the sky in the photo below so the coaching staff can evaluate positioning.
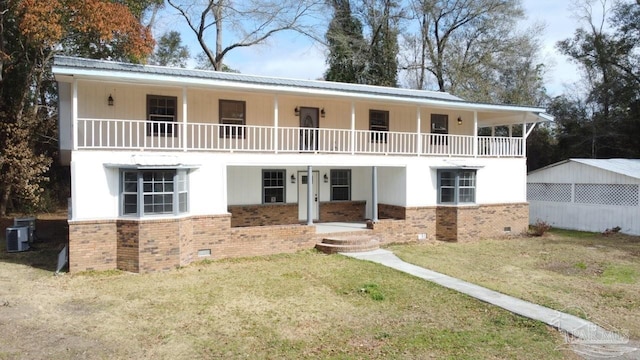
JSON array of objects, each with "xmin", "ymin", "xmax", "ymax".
[{"xmin": 157, "ymin": 1, "xmax": 608, "ymax": 97}]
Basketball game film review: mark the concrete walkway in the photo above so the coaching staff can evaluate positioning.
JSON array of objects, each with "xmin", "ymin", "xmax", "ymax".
[{"xmin": 342, "ymin": 249, "xmax": 638, "ymax": 359}]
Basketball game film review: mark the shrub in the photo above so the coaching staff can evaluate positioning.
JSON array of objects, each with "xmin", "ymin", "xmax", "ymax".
[{"xmin": 528, "ymin": 219, "xmax": 551, "ymax": 237}]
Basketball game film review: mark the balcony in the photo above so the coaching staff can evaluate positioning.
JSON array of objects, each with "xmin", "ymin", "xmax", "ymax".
[{"xmin": 76, "ymin": 118, "xmax": 524, "ymax": 157}]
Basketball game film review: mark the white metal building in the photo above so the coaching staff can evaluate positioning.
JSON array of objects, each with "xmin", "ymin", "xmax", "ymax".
[{"xmin": 527, "ymin": 159, "xmax": 640, "ymax": 235}]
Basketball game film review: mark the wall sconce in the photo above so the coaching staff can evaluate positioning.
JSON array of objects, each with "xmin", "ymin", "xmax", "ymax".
[
  {"xmin": 323, "ymin": 173, "xmax": 329, "ymax": 183},
  {"xmin": 290, "ymin": 174, "xmax": 296, "ymax": 183},
  {"xmin": 108, "ymin": 94, "xmax": 114, "ymax": 106},
  {"xmin": 320, "ymin": 108, "xmax": 326, "ymax": 118},
  {"xmin": 457, "ymin": 116, "xmax": 462, "ymax": 125},
  {"xmin": 294, "ymin": 107, "xmax": 300, "ymax": 116}
]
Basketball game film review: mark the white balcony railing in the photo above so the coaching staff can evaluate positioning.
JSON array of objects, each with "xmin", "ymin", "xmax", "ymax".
[{"xmin": 76, "ymin": 118, "xmax": 524, "ymax": 157}]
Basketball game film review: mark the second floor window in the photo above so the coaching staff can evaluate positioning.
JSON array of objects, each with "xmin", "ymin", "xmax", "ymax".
[
  {"xmin": 369, "ymin": 110, "xmax": 389, "ymax": 143},
  {"xmin": 220, "ymin": 99, "xmax": 246, "ymax": 138},
  {"xmin": 147, "ymin": 95, "xmax": 177, "ymax": 137}
]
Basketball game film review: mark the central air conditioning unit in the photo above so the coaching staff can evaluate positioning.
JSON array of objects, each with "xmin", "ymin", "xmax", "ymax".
[
  {"xmin": 14, "ymin": 217, "xmax": 36, "ymax": 242},
  {"xmin": 6, "ymin": 226, "xmax": 30, "ymax": 252}
]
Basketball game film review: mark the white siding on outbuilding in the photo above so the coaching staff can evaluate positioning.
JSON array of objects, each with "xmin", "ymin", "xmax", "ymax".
[{"xmin": 527, "ymin": 159, "xmax": 640, "ymax": 235}]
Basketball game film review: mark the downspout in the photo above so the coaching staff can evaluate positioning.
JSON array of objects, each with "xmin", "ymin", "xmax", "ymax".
[
  {"xmin": 307, "ymin": 165, "xmax": 313, "ymax": 226},
  {"xmin": 372, "ymin": 166, "xmax": 378, "ymax": 222}
]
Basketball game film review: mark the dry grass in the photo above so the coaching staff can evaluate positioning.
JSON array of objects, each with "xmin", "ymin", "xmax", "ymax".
[
  {"xmin": 389, "ymin": 230, "xmax": 640, "ymax": 341},
  {"xmin": 0, "ymin": 214, "xmax": 576, "ymax": 359}
]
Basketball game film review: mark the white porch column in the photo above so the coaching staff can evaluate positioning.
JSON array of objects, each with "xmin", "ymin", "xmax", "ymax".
[
  {"xmin": 372, "ymin": 166, "xmax": 378, "ymax": 222},
  {"xmin": 72, "ymin": 79, "xmax": 78, "ymax": 150},
  {"xmin": 473, "ymin": 111, "xmax": 478, "ymax": 157},
  {"xmin": 182, "ymin": 87, "xmax": 188, "ymax": 151},
  {"xmin": 350, "ymin": 102, "xmax": 356, "ymax": 154},
  {"xmin": 307, "ymin": 165, "xmax": 313, "ymax": 225},
  {"xmin": 416, "ymin": 107, "xmax": 422, "ymax": 156},
  {"xmin": 274, "ymin": 95, "xmax": 279, "ymax": 153},
  {"xmin": 522, "ymin": 115, "xmax": 527, "ymax": 157}
]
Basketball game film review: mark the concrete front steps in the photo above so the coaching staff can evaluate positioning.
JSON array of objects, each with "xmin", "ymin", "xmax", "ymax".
[{"xmin": 315, "ymin": 235, "xmax": 381, "ymax": 254}]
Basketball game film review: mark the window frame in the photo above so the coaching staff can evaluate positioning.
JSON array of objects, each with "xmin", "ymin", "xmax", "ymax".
[
  {"xmin": 120, "ymin": 169, "xmax": 189, "ymax": 217},
  {"xmin": 330, "ymin": 169, "xmax": 351, "ymax": 201},
  {"xmin": 431, "ymin": 114, "xmax": 449, "ymax": 134},
  {"xmin": 147, "ymin": 95, "xmax": 178, "ymax": 137},
  {"xmin": 437, "ymin": 169, "xmax": 476, "ymax": 205},
  {"xmin": 262, "ymin": 169, "xmax": 286, "ymax": 204},
  {"xmin": 369, "ymin": 109, "xmax": 389, "ymax": 143},
  {"xmin": 219, "ymin": 99, "xmax": 246, "ymax": 139}
]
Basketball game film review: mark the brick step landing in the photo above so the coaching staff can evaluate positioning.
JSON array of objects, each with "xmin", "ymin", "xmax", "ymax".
[{"xmin": 315, "ymin": 235, "xmax": 380, "ymax": 254}]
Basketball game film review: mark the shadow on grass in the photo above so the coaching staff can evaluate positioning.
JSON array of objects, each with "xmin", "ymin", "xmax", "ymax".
[{"xmin": 0, "ymin": 217, "xmax": 69, "ymax": 272}]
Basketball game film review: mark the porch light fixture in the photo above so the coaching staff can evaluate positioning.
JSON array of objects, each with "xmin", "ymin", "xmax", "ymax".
[
  {"xmin": 320, "ymin": 108, "xmax": 326, "ymax": 118},
  {"xmin": 323, "ymin": 173, "xmax": 328, "ymax": 183},
  {"xmin": 291, "ymin": 174, "xmax": 296, "ymax": 183},
  {"xmin": 457, "ymin": 116, "xmax": 462, "ymax": 125},
  {"xmin": 294, "ymin": 107, "xmax": 300, "ymax": 116},
  {"xmin": 108, "ymin": 94, "xmax": 114, "ymax": 106}
]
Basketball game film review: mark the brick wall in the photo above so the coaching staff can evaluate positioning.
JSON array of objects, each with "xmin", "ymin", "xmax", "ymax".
[
  {"xmin": 435, "ymin": 203, "xmax": 529, "ymax": 242},
  {"xmin": 116, "ymin": 220, "xmax": 139, "ymax": 272},
  {"xmin": 370, "ymin": 207, "xmax": 436, "ymax": 243},
  {"xmin": 319, "ymin": 201, "xmax": 366, "ymax": 222},
  {"xmin": 68, "ymin": 220, "xmax": 117, "ymax": 272},
  {"xmin": 221, "ymin": 224, "xmax": 315, "ymax": 259},
  {"xmin": 378, "ymin": 203, "xmax": 406, "ymax": 220},
  {"xmin": 228, "ymin": 204, "xmax": 298, "ymax": 227}
]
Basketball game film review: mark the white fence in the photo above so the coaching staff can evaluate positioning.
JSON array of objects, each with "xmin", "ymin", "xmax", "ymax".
[{"xmin": 77, "ymin": 118, "xmax": 524, "ymax": 157}]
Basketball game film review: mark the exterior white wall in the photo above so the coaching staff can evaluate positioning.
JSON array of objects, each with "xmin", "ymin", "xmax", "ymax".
[
  {"xmin": 528, "ymin": 161, "xmax": 640, "ymax": 235},
  {"xmin": 475, "ymin": 158, "xmax": 527, "ymax": 204}
]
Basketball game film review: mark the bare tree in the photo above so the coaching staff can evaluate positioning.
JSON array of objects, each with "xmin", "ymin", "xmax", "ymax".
[
  {"xmin": 401, "ymin": 0, "xmax": 545, "ymax": 104},
  {"xmin": 167, "ymin": 0, "xmax": 325, "ymax": 71}
]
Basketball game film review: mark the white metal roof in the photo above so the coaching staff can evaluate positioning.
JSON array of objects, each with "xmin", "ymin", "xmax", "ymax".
[
  {"xmin": 52, "ymin": 56, "xmax": 553, "ymax": 123},
  {"xmin": 530, "ymin": 158, "xmax": 640, "ymax": 180}
]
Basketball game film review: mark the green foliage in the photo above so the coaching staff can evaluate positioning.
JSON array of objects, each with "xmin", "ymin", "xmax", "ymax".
[
  {"xmin": 601, "ymin": 265, "xmax": 638, "ymax": 284},
  {"xmin": 149, "ymin": 31, "xmax": 190, "ymax": 67},
  {"xmin": 324, "ymin": 0, "xmax": 367, "ymax": 83},
  {"xmin": 359, "ymin": 283, "xmax": 385, "ymax": 301}
]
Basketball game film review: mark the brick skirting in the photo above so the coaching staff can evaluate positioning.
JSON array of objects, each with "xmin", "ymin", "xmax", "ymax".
[
  {"xmin": 228, "ymin": 204, "xmax": 298, "ymax": 227},
  {"xmin": 319, "ymin": 201, "xmax": 366, "ymax": 222},
  {"xmin": 68, "ymin": 202, "xmax": 528, "ymax": 273}
]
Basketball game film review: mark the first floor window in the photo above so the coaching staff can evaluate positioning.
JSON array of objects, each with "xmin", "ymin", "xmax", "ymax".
[
  {"xmin": 121, "ymin": 169, "xmax": 189, "ymax": 216},
  {"xmin": 331, "ymin": 169, "xmax": 351, "ymax": 201},
  {"xmin": 147, "ymin": 95, "xmax": 177, "ymax": 136},
  {"xmin": 263, "ymin": 170, "xmax": 285, "ymax": 203},
  {"xmin": 438, "ymin": 169, "xmax": 476, "ymax": 204}
]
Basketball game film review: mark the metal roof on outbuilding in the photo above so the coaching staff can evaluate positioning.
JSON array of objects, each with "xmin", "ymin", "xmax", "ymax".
[{"xmin": 529, "ymin": 158, "xmax": 640, "ymax": 180}]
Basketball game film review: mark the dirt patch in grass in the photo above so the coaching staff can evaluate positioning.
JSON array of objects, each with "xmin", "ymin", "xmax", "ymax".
[
  {"xmin": 0, "ymin": 213, "xmax": 578, "ymax": 359},
  {"xmin": 389, "ymin": 230, "xmax": 640, "ymax": 341}
]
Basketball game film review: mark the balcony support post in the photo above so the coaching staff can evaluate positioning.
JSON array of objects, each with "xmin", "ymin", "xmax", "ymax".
[
  {"xmin": 371, "ymin": 166, "xmax": 378, "ymax": 222},
  {"xmin": 350, "ymin": 102, "xmax": 356, "ymax": 154},
  {"xmin": 416, "ymin": 107, "xmax": 422, "ymax": 156},
  {"xmin": 72, "ymin": 79, "xmax": 78, "ymax": 150},
  {"xmin": 473, "ymin": 111, "xmax": 478, "ymax": 157},
  {"xmin": 307, "ymin": 165, "xmax": 313, "ymax": 226},
  {"xmin": 274, "ymin": 95, "xmax": 279, "ymax": 153},
  {"xmin": 182, "ymin": 87, "xmax": 188, "ymax": 151}
]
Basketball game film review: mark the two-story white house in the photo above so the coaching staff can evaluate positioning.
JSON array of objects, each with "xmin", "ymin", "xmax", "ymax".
[{"xmin": 53, "ymin": 56, "xmax": 551, "ymax": 273}]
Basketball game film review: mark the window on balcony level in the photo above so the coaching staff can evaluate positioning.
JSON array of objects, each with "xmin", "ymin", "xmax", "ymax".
[
  {"xmin": 220, "ymin": 99, "xmax": 246, "ymax": 138},
  {"xmin": 437, "ymin": 169, "xmax": 476, "ymax": 204},
  {"xmin": 369, "ymin": 110, "xmax": 389, "ymax": 143},
  {"xmin": 147, "ymin": 95, "xmax": 177, "ymax": 137}
]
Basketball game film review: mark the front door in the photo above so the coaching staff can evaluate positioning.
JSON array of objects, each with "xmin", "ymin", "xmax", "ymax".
[
  {"xmin": 298, "ymin": 171, "xmax": 319, "ymax": 221},
  {"xmin": 299, "ymin": 107, "xmax": 319, "ymax": 151}
]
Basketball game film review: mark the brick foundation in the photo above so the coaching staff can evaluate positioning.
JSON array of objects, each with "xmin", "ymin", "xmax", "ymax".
[
  {"xmin": 228, "ymin": 204, "xmax": 298, "ymax": 227},
  {"xmin": 67, "ymin": 202, "xmax": 528, "ymax": 273},
  {"xmin": 319, "ymin": 201, "xmax": 366, "ymax": 222},
  {"xmin": 378, "ymin": 203, "xmax": 407, "ymax": 220},
  {"xmin": 435, "ymin": 203, "xmax": 529, "ymax": 242}
]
